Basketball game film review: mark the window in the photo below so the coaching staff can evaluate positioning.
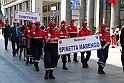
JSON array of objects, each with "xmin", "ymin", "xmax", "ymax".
[
  {"xmin": 43, "ymin": 6, "xmax": 47, "ymax": 12},
  {"xmin": 48, "ymin": 5, "xmax": 50, "ymax": 12},
  {"xmin": 51, "ymin": 3, "xmax": 57, "ymax": 10},
  {"xmin": 76, "ymin": 3, "xmax": 79, "ymax": 10},
  {"xmin": 58, "ymin": 2, "xmax": 60, "ymax": 10}
]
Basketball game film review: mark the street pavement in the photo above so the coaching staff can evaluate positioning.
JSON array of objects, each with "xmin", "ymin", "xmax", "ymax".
[{"xmin": 0, "ymin": 32, "xmax": 124, "ymax": 83}]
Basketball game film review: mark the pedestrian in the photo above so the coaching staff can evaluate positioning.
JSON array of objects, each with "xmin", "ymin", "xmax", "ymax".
[
  {"xmin": 43, "ymin": 21, "xmax": 60, "ymax": 79},
  {"xmin": 2, "ymin": 20, "xmax": 11, "ymax": 50},
  {"xmin": 23, "ymin": 20, "xmax": 35, "ymax": 65},
  {"xmin": 27, "ymin": 21, "xmax": 44, "ymax": 71},
  {"xmin": 111, "ymin": 27, "xmax": 116, "ymax": 48},
  {"xmin": 120, "ymin": 26, "xmax": 124, "ymax": 73},
  {"xmin": 58, "ymin": 20, "xmax": 70, "ymax": 70},
  {"xmin": 96, "ymin": 23, "xmax": 111, "ymax": 74},
  {"xmin": 78, "ymin": 21, "xmax": 92, "ymax": 68},
  {"xmin": 67, "ymin": 19, "xmax": 79, "ymax": 62},
  {"xmin": 19, "ymin": 25, "xmax": 27, "ymax": 61},
  {"xmin": 9, "ymin": 21, "xmax": 20, "ymax": 56}
]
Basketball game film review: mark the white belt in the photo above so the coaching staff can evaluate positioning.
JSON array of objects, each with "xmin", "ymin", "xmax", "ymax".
[
  {"xmin": 32, "ymin": 37, "xmax": 43, "ymax": 39},
  {"xmin": 50, "ymin": 41, "xmax": 58, "ymax": 43}
]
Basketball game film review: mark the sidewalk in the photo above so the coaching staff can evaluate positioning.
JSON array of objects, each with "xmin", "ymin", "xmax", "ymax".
[{"xmin": 0, "ymin": 34, "xmax": 123, "ymax": 83}]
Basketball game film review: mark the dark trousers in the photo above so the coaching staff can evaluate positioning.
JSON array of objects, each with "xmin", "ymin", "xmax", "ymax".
[
  {"xmin": 32, "ymin": 45, "xmax": 42, "ymax": 61},
  {"xmin": 97, "ymin": 46, "xmax": 109, "ymax": 63},
  {"xmin": 81, "ymin": 51, "xmax": 91, "ymax": 63},
  {"xmin": 61, "ymin": 55, "xmax": 67, "ymax": 63},
  {"xmin": 44, "ymin": 44, "xmax": 58, "ymax": 69},
  {"xmin": 11, "ymin": 40, "xmax": 19, "ymax": 56},
  {"xmin": 4, "ymin": 36, "xmax": 9, "ymax": 48},
  {"xmin": 121, "ymin": 45, "xmax": 124, "ymax": 72}
]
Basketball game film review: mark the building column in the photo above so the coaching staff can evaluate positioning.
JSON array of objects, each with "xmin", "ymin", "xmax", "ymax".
[
  {"xmin": 88, "ymin": 0, "xmax": 95, "ymax": 33},
  {"xmin": 110, "ymin": 4, "xmax": 116, "ymax": 28},
  {"xmin": 22, "ymin": 2, "xmax": 26, "ymax": 11},
  {"xmin": 66, "ymin": 0, "xmax": 72, "ymax": 26},
  {"xmin": 115, "ymin": 0, "xmax": 120, "ymax": 27},
  {"xmin": 103, "ymin": 4, "xmax": 106, "ymax": 23},
  {"xmin": 12, "ymin": 6, "xmax": 15, "ymax": 23},
  {"xmin": 17, "ymin": 4, "xmax": 20, "ymax": 23},
  {"xmin": 8, "ymin": 7, "xmax": 10, "ymax": 24},
  {"xmin": 79, "ymin": 0, "xmax": 86, "ymax": 28},
  {"xmin": 30, "ymin": 0, "xmax": 32, "ymax": 11},
  {"xmin": 60, "ymin": 0, "xmax": 66, "ymax": 22},
  {"xmin": 35, "ymin": 0, "xmax": 43, "ymax": 24},
  {"xmin": 31, "ymin": 0, "xmax": 35, "ymax": 12},
  {"xmin": 87, "ymin": 0, "xmax": 90, "ymax": 27},
  {"xmin": 95, "ymin": 0, "xmax": 100, "ymax": 29}
]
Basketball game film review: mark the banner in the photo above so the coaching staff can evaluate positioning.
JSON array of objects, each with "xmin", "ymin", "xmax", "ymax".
[
  {"xmin": 15, "ymin": 11, "xmax": 41, "ymax": 21},
  {"xmin": 58, "ymin": 35, "xmax": 101, "ymax": 55}
]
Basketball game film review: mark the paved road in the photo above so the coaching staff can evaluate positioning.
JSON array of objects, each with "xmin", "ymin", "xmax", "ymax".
[{"xmin": 0, "ymin": 34, "xmax": 123, "ymax": 83}]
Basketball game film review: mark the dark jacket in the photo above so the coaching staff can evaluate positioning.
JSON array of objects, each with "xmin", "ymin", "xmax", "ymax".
[
  {"xmin": 120, "ymin": 28, "xmax": 124, "ymax": 45},
  {"xmin": 2, "ymin": 24, "xmax": 11, "ymax": 37},
  {"xmin": 9, "ymin": 26, "xmax": 20, "ymax": 42}
]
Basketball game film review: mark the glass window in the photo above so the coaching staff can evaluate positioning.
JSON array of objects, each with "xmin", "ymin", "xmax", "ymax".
[
  {"xmin": 43, "ymin": 6, "xmax": 47, "ymax": 12},
  {"xmin": 51, "ymin": 3, "xmax": 57, "ymax": 10},
  {"xmin": 48, "ymin": 5, "xmax": 50, "ymax": 12},
  {"xmin": 58, "ymin": 2, "xmax": 60, "ymax": 10},
  {"xmin": 120, "ymin": 10, "xmax": 124, "ymax": 19},
  {"xmin": 76, "ymin": 3, "xmax": 79, "ymax": 10}
]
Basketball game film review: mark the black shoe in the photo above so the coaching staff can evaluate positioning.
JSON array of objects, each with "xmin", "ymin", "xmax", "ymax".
[
  {"xmin": 73, "ymin": 60, "xmax": 79, "ymax": 63},
  {"xmin": 68, "ymin": 59, "xmax": 71, "ymax": 62},
  {"xmin": 82, "ymin": 63, "xmax": 86, "ymax": 68},
  {"xmin": 85, "ymin": 62, "xmax": 89, "ymax": 68},
  {"xmin": 44, "ymin": 70, "xmax": 49, "ymax": 80},
  {"xmin": 36, "ymin": 67, "xmax": 39, "ymax": 71},
  {"xmin": 44, "ymin": 76, "xmax": 49, "ymax": 79},
  {"xmin": 5, "ymin": 47, "xmax": 7, "ymax": 50},
  {"xmin": 13, "ymin": 54, "xmax": 15, "ymax": 56},
  {"xmin": 63, "ymin": 66, "xmax": 68, "ymax": 70},
  {"xmin": 49, "ymin": 70, "xmax": 55, "ymax": 79},
  {"xmin": 49, "ymin": 74, "xmax": 55, "ymax": 79},
  {"xmin": 101, "ymin": 70, "xmax": 105, "ymax": 74},
  {"xmin": 26, "ymin": 59, "xmax": 29, "ymax": 65}
]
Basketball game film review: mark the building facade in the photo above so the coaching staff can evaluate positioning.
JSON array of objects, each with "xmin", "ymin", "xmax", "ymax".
[{"xmin": 1, "ymin": 0, "xmax": 124, "ymax": 28}]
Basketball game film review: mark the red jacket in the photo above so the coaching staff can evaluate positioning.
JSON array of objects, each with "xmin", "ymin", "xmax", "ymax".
[
  {"xmin": 30, "ymin": 29, "xmax": 44, "ymax": 45},
  {"xmin": 78, "ymin": 28, "xmax": 91, "ymax": 37},
  {"xmin": 59, "ymin": 27, "xmax": 69, "ymax": 38},
  {"xmin": 24, "ymin": 27, "xmax": 35, "ymax": 39},
  {"xmin": 97, "ymin": 30, "xmax": 111, "ymax": 44},
  {"xmin": 44, "ymin": 28, "xmax": 60, "ymax": 44},
  {"xmin": 67, "ymin": 25, "xmax": 78, "ymax": 37}
]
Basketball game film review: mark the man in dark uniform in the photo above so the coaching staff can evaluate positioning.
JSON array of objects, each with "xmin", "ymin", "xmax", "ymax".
[
  {"xmin": 96, "ymin": 23, "xmax": 111, "ymax": 74},
  {"xmin": 2, "ymin": 20, "xmax": 11, "ymax": 50},
  {"xmin": 67, "ymin": 19, "xmax": 79, "ymax": 62},
  {"xmin": 9, "ymin": 21, "xmax": 20, "ymax": 56},
  {"xmin": 27, "ymin": 21, "xmax": 44, "ymax": 71},
  {"xmin": 43, "ymin": 21, "xmax": 60, "ymax": 79}
]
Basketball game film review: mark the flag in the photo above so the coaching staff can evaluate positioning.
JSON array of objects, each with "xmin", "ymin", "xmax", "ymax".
[
  {"xmin": 0, "ymin": 8, "xmax": 4, "ymax": 27},
  {"xmin": 71, "ymin": 2, "xmax": 76, "ymax": 10},
  {"xmin": 121, "ymin": 0, "xmax": 124, "ymax": 4},
  {"xmin": 109, "ymin": 0, "xmax": 116, "ymax": 5},
  {"xmin": 4, "ymin": 14, "xmax": 8, "ymax": 20},
  {"xmin": 10, "ymin": 12, "xmax": 13, "ymax": 19},
  {"xmin": 104, "ymin": 0, "xmax": 108, "ymax": 4}
]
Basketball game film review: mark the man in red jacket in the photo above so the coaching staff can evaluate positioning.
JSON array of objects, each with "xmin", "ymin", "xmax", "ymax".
[
  {"xmin": 67, "ymin": 19, "xmax": 79, "ymax": 62},
  {"xmin": 78, "ymin": 21, "xmax": 92, "ymax": 68}
]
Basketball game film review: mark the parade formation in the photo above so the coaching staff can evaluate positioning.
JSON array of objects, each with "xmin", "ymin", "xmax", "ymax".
[{"xmin": 2, "ymin": 17, "xmax": 124, "ymax": 80}]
